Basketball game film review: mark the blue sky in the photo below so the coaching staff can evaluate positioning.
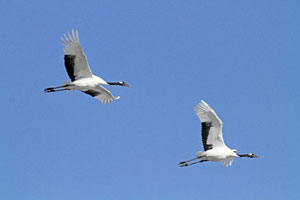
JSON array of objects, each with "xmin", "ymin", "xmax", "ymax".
[{"xmin": 1, "ymin": 0, "xmax": 300, "ymax": 199}]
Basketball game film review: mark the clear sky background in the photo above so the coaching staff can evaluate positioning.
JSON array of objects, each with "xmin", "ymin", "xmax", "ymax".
[{"xmin": 1, "ymin": 0, "xmax": 299, "ymax": 199}]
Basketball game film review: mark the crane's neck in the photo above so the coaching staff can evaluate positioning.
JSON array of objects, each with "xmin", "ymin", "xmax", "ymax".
[
  {"xmin": 237, "ymin": 153, "xmax": 259, "ymax": 158},
  {"xmin": 107, "ymin": 82, "xmax": 122, "ymax": 86},
  {"xmin": 237, "ymin": 154, "xmax": 251, "ymax": 157},
  {"xmin": 106, "ymin": 81, "xmax": 130, "ymax": 87}
]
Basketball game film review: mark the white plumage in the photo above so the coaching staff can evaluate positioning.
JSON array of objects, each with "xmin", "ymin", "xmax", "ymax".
[
  {"xmin": 179, "ymin": 100, "xmax": 259, "ymax": 167},
  {"xmin": 194, "ymin": 100, "xmax": 225, "ymax": 149},
  {"xmin": 44, "ymin": 30, "xmax": 130, "ymax": 104}
]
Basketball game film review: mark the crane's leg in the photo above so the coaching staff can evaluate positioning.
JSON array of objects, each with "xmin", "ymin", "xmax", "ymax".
[
  {"xmin": 178, "ymin": 156, "xmax": 207, "ymax": 167},
  {"xmin": 44, "ymin": 86, "xmax": 70, "ymax": 93},
  {"xmin": 178, "ymin": 157, "xmax": 198, "ymax": 165},
  {"xmin": 179, "ymin": 160, "xmax": 208, "ymax": 167}
]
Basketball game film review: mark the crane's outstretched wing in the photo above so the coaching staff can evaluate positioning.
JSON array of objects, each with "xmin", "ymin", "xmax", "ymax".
[
  {"xmin": 83, "ymin": 85, "xmax": 119, "ymax": 104},
  {"xmin": 61, "ymin": 30, "xmax": 93, "ymax": 81},
  {"xmin": 194, "ymin": 100, "xmax": 225, "ymax": 150}
]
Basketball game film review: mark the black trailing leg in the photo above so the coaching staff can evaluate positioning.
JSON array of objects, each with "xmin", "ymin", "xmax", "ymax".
[
  {"xmin": 178, "ymin": 160, "xmax": 208, "ymax": 167},
  {"xmin": 178, "ymin": 157, "xmax": 198, "ymax": 165},
  {"xmin": 44, "ymin": 86, "xmax": 69, "ymax": 93},
  {"xmin": 178, "ymin": 157, "xmax": 207, "ymax": 167}
]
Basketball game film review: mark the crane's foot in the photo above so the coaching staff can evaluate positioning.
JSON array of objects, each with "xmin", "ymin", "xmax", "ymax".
[
  {"xmin": 178, "ymin": 161, "xmax": 190, "ymax": 167},
  {"xmin": 179, "ymin": 163, "xmax": 188, "ymax": 167},
  {"xmin": 44, "ymin": 88, "xmax": 56, "ymax": 93}
]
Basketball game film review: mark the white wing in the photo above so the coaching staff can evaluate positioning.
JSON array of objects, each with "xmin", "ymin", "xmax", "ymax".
[
  {"xmin": 194, "ymin": 100, "xmax": 226, "ymax": 149},
  {"xmin": 61, "ymin": 30, "xmax": 93, "ymax": 81},
  {"xmin": 83, "ymin": 85, "xmax": 119, "ymax": 104},
  {"xmin": 221, "ymin": 157, "xmax": 234, "ymax": 166}
]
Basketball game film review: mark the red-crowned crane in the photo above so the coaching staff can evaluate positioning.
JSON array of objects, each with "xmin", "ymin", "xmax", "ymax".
[
  {"xmin": 44, "ymin": 30, "xmax": 130, "ymax": 104},
  {"xmin": 179, "ymin": 100, "xmax": 259, "ymax": 167}
]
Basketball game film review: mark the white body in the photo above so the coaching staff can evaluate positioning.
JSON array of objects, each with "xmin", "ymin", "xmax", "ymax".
[
  {"xmin": 70, "ymin": 75, "xmax": 108, "ymax": 89},
  {"xmin": 196, "ymin": 147, "xmax": 238, "ymax": 166}
]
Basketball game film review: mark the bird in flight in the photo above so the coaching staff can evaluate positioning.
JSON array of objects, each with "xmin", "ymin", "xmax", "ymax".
[
  {"xmin": 179, "ymin": 100, "xmax": 259, "ymax": 167},
  {"xmin": 44, "ymin": 30, "xmax": 130, "ymax": 104}
]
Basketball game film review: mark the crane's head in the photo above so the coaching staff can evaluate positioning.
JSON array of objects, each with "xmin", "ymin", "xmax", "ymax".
[
  {"xmin": 119, "ymin": 81, "xmax": 130, "ymax": 87},
  {"xmin": 247, "ymin": 153, "xmax": 260, "ymax": 158}
]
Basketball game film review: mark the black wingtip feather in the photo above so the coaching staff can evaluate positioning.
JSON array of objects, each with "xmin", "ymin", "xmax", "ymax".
[
  {"xmin": 64, "ymin": 55, "xmax": 76, "ymax": 81},
  {"xmin": 201, "ymin": 122, "xmax": 213, "ymax": 151}
]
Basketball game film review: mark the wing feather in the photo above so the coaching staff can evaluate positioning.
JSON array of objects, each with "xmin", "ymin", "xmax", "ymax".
[
  {"xmin": 62, "ymin": 30, "xmax": 93, "ymax": 81},
  {"xmin": 83, "ymin": 85, "xmax": 118, "ymax": 104},
  {"xmin": 221, "ymin": 157, "xmax": 234, "ymax": 166},
  {"xmin": 194, "ymin": 100, "xmax": 225, "ymax": 149}
]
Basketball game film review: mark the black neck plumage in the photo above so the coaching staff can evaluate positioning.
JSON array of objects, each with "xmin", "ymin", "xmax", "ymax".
[
  {"xmin": 107, "ymin": 82, "xmax": 122, "ymax": 86},
  {"xmin": 237, "ymin": 154, "xmax": 250, "ymax": 157}
]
